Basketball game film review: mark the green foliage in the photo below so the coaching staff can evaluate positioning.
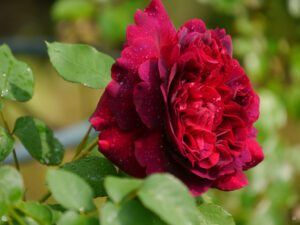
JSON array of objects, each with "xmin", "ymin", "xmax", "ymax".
[
  {"xmin": 101, "ymin": 199, "xmax": 166, "ymax": 225},
  {"xmin": 47, "ymin": 42, "xmax": 114, "ymax": 89},
  {"xmin": 198, "ymin": 203, "xmax": 235, "ymax": 225},
  {"xmin": 137, "ymin": 174, "xmax": 202, "ymax": 225},
  {"xmin": 52, "ymin": 0, "xmax": 95, "ymax": 21},
  {"xmin": 14, "ymin": 116, "xmax": 64, "ymax": 165},
  {"xmin": 46, "ymin": 169, "xmax": 96, "ymax": 213},
  {"xmin": 104, "ymin": 177, "xmax": 143, "ymax": 203},
  {"xmin": 62, "ymin": 156, "xmax": 117, "ymax": 197},
  {"xmin": 0, "ymin": 167, "xmax": 23, "ymax": 217},
  {"xmin": 102, "ymin": 174, "xmax": 235, "ymax": 225},
  {"xmin": 18, "ymin": 202, "xmax": 53, "ymax": 225},
  {"xmin": 57, "ymin": 211, "xmax": 98, "ymax": 225},
  {"xmin": 0, "ymin": 99, "xmax": 2, "ymax": 111},
  {"xmin": 0, "ymin": 44, "xmax": 34, "ymax": 102},
  {"xmin": 97, "ymin": 0, "xmax": 146, "ymax": 45},
  {"xmin": 0, "ymin": 126, "xmax": 14, "ymax": 162}
]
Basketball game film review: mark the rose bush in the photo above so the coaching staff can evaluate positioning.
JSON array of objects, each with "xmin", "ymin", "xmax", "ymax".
[{"xmin": 90, "ymin": 0, "xmax": 264, "ymax": 195}]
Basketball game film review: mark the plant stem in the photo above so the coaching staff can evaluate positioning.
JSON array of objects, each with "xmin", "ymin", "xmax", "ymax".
[
  {"xmin": 39, "ymin": 191, "xmax": 51, "ymax": 203},
  {"xmin": 39, "ymin": 127, "xmax": 98, "ymax": 203},
  {"xmin": 73, "ymin": 137, "xmax": 98, "ymax": 161},
  {"xmin": 72, "ymin": 124, "xmax": 93, "ymax": 161},
  {"xmin": 15, "ymin": 205, "xmax": 47, "ymax": 225},
  {"xmin": 8, "ymin": 207, "xmax": 26, "ymax": 225},
  {"xmin": 0, "ymin": 111, "xmax": 20, "ymax": 171}
]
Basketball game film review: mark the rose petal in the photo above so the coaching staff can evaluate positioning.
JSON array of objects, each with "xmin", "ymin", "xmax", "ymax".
[
  {"xmin": 135, "ymin": 131, "xmax": 168, "ymax": 174},
  {"xmin": 243, "ymin": 138, "xmax": 264, "ymax": 170},
  {"xmin": 98, "ymin": 125, "xmax": 146, "ymax": 178},
  {"xmin": 107, "ymin": 80, "xmax": 142, "ymax": 131},
  {"xmin": 134, "ymin": 82, "xmax": 164, "ymax": 129},
  {"xmin": 212, "ymin": 168, "xmax": 248, "ymax": 191},
  {"xmin": 89, "ymin": 91, "xmax": 114, "ymax": 131}
]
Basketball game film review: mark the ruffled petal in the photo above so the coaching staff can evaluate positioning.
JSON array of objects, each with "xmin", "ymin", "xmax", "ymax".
[
  {"xmin": 124, "ymin": 0, "xmax": 177, "ymax": 69},
  {"xmin": 215, "ymin": 28, "xmax": 232, "ymax": 56},
  {"xmin": 212, "ymin": 168, "xmax": 248, "ymax": 191},
  {"xmin": 133, "ymin": 60, "xmax": 164, "ymax": 129},
  {"xmin": 243, "ymin": 138, "xmax": 264, "ymax": 170},
  {"xmin": 89, "ymin": 91, "xmax": 114, "ymax": 131},
  {"xmin": 98, "ymin": 125, "xmax": 146, "ymax": 178}
]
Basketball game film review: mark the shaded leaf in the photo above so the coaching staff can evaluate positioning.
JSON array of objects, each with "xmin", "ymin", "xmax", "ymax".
[
  {"xmin": 62, "ymin": 156, "xmax": 117, "ymax": 197},
  {"xmin": 101, "ymin": 199, "xmax": 166, "ymax": 225},
  {"xmin": 14, "ymin": 116, "xmax": 64, "ymax": 165},
  {"xmin": 0, "ymin": 126, "xmax": 14, "ymax": 162}
]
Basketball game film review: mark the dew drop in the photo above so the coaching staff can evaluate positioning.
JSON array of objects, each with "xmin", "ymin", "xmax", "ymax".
[
  {"xmin": 79, "ymin": 207, "xmax": 84, "ymax": 212},
  {"xmin": 1, "ymin": 216, "xmax": 8, "ymax": 222},
  {"xmin": 1, "ymin": 89, "xmax": 8, "ymax": 96}
]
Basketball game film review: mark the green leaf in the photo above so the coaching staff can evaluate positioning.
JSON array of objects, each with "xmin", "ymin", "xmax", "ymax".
[
  {"xmin": 62, "ymin": 156, "xmax": 117, "ymax": 197},
  {"xmin": 104, "ymin": 176, "xmax": 142, "ymax": 203},
  {"xmin": 0, "ymin": 99, "xmax": 2, "ymax": 111},
  {"xmin": 0, "ymin": 44, "xmax": 34, "ymax": 102},
  {"xmin": 137, "ymin": 174, "xmax": 201, "ymax": 225},
  {"xmin": 47, "ymin": 204, "xmax": 66, "ymax": 224},
  {"xmin": 0, "ymin": 126, "xmax": 14, "ymax": 162},
  {"xmin": 47, "ymin": 169, "xmax": 96, "ymax": 212},
  {"xmin": 101, "ymin": 199, "xmax": 166, "ymax": 225},
  {"xmin": 0, "ymin": 191, "xmax": 8, "ymax": 217},
  {"xmin": 12, "ymin": 216, "xmax": 39, "ymax": 225},
  {"xmin": 52, "ymin": 0, "xmax": 94, "ymax": 21},
  {"xmin": 14, "ymin": 116, "xmax": 64, "ymax": 165},
  {"xmin": 198, "ymin": 203, "xmax": 235, "ymax": 225},
  {"xmin": 47, "ymin": 42, "xmax": 114, "ymax": 88},
  {"xmin": 0, "ymin": 167, "xmax": 23, "ymax": 216},
  {"xmin": 57, "ymin": 211, "xmax": 99, "ymax": 225},
  {"xmin": 19, "ymin": 202, "xmax": 53, "ymax": 225}
]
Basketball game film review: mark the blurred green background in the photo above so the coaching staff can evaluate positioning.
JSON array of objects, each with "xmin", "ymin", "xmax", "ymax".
[{"xmin": 1, "ymin": 0, "xmax": 300, "ymax": 224}]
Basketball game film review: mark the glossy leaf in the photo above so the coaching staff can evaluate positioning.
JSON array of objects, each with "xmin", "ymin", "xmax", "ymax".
[
  {"xmin": 14, "ymin": 116, "xmax": 64, "ymax": 165},
  {"xmin": 47, "ymin": 42, "xmax": 114, "ymax": 88},
  {"xmin": 104, "ymin": 176, "xmax": 142, "ymax": 203},
  {"xmin": 0, "ymin": 126, "xmax": 14, "ymax": 162},
  {"xmin": 0, "ymin": 44, "xmax": 34, "ymax": 102},
  {"xmin": 62, "ymin": 156, "xmax": 117, "ymax": 197},
  {"xmin": 137, "ymin": 174, "xmax": 201, "ymax": 225},
  {"xmin": 47, "ymin": 169, "xmax": 96, "ymax": 212},
  {"xmin": 101, "ymin": 199, "xmax": 166, "ymax": 225},
  {"xmin": 198, "ymin": 203, "xmax": 235, "ymax": 225}
]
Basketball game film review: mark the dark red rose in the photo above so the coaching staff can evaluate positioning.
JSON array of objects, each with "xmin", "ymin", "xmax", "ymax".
[{"xmin": 90, "ymin": 0, "xmax": 264, "ymax": 195}]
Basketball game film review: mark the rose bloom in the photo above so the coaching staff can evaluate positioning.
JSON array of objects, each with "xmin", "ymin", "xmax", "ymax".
[{"xmin": 90, "ymin": 0, "xmax": 264, "ymax": 195}]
